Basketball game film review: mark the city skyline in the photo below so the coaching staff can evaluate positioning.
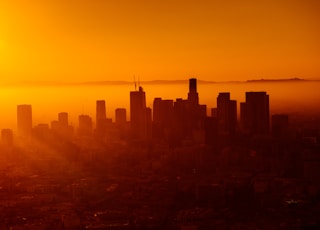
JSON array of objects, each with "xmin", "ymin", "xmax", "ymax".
[
  {"xmin": 1, "ymin": 79, "xmax": 319, "ymax": 229},
  {"xmin": 5, "ymin": 78, "xmax": 274, "ymax": 144},
  {"xmin": 0, "ymin": 79, "xmax": 319, "ymax": 130},
  {"xmin": 1, "ymin": 1, "xmax": 320, "ymax": 228},
  {"xmin": 0, "ymin": 78, "xmax": 278, "ymax": 137}
]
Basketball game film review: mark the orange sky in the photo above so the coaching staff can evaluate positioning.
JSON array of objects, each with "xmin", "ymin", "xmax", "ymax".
[{"xmin": 0, "ymin": 0, "xmax": 319, "ymax": 83}]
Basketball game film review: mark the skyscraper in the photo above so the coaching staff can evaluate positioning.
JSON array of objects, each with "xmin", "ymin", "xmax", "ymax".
[
  {"xmin": 186, "ymin": 78, "xmax": 201, "ymax": 138},
  {"xmin": 217, "ymin": 92, "xmax": 230, "ymax": 134},
  {"xmin": 58, "ymin": 112, "xmax": 68, "ymax": 127},
  {"xmin": 188, "ymin": 78, "xmax": 199, "ymax": 107},
  {"xmin": 153, "ymin": 98, "xmax": 174, "ymax": 125},
  {"xmin": 153, "ymin": 98, "xmax": 174, "ymax": 139},
  {"xmin": 53, "ymin": 112, "xmax": 73, "ymax": 138},
  {"xmin": 172, "ymin": 98, "xmax": 188, "ymax": 144},
  {"xmin": 96, "ymin": 100, "xmax": 107, "ymax": 135},
  {"xmin": 17, "ymin": 104, "xmax": 32, "ymax": 136},
  {"xmin": 217, "ymin": 93, "xmax": 237, "ymax": 136},
  {"xmin": 146, "ymin": 107, "xmax": 152, "ymax": 139},
  {"xmin": 241, "ymin": 92, "xmax": 269, "ymax": 135},
  {"xmin": 1, "ymin": 129, "xmax": 13, "ymax": 146},
  {"xmin": 78, "ymin": 115, "xmax": 93, "ymax": 136},
  {"xmin": 229, "ymin": 100, "xmax": 237, "ymax": 135},
  {"xmin": 130, "ymin": 86, "xmax": 147, "ymax": 140},
  {"xmin": 115, "ymin": 108, "xmax": 126, "ymax": 126}
]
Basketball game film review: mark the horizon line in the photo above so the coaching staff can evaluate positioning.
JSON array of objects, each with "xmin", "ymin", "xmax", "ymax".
[{"xmin": 1, "ymin": 77, "xmax": 317, "ymax": 87}]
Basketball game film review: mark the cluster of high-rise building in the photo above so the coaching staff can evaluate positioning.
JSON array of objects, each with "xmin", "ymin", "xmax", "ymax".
[
  {"xmin": 1, "ymin": 79, "xmax": 320, "ymax": 230},
  {"xmin": 2, "ymin": 78, "xmax": 290, "ymax": 147}
]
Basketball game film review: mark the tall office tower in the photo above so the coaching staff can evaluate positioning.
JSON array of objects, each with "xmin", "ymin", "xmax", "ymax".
[
  {"xmin": 153, "ymin": 98, "xmax": 174, "ymax": 124},
  {"xmin": 272, "ymin": 114, "xmax": 289, "ymax": 138},
  {"xmin": 241, "ymin": 92, "xmax": 269, "ymax": 135},
  {"xmin": 54, "ymin": 112, "xmax": 73, "ymax": 138},
  {"xmin": 153, "ymin": 98, "xmax": 163, "ymax": 139},
  {"xmin": 96, "ymin": 100, "xmax": 107, "ymax": 135},
  {"xmin": 204, "ymin": 117, "xmax": 218, "ymax": 146},
  {"xmin": 217, "ymin": 92, "xmax": 230, "ymax": 133},
  {"xmin": 211, "ymin": 108, "xmax": 217, "ymax": 118},
  {"xmin": 229, "ymin": 100, "xmax": 237, "ymax": 135},
  {"xmin": 78, "ymin": 115, "xmax": 93, "ymax": 136},
  {"xmin": 153, "ymin": 98, "xmax": 174, "ymax": 139},
  {"xmin": 17, "ymin": 104, "xmax": 32, "ymax": 136},
  {"xmin": 1, "ymin": 129, "xmax": 13, "ymax": 146},
  {"xmin": 172, "ymin": 98, "xmax": 189, "ymax": 144},
  {"xmin": 217, "ymin": 93, "xmax": 237, "ymax": 136},
  {"xmin": 240, "ymin": 102, "xmax": 246, "ymax": 130},
  {"xmin": 146, "ymin": 107, "xmax": 152, "ymax": 139},
  {"xmin": 58, "ymin": 112, "xmax": 68, "ymax": 127},
  {"xmin": 115, "ymin": 108, "xmax": 126, "ymax": 125},
  {"xmin": 188, "ymin": 78, "xmax": 199, "ymax": 106},
  {"xmin": 187, "ymin": 78, "xmax": 201, "ymax": 138},
  {"xmin": 33, "ymin": 124, "xmax": 50, "ymax": 139},
  {"xmin": 51, "ymin": 120, "xmax": 60, "ymax": 131},
  {"xmin": 115, "ymin": 108, "xmax": 127, "ymax": 139},
  {"xmin": 130, "ymin": 86, "xmax": 147, "ymax": 140},
  {"xmin": 199, "ymin": 104, "xmax": 207, "ymax": 118}
]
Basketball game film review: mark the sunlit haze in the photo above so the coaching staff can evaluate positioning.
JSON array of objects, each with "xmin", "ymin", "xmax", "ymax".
[
  {"xmin": 0, "ymin": 0, "xmax": 319, "ymax": 83},
  {"xmin": 1, "ymin": 2, "xmax": 320, "ymax": 228},
  {"xmin": 0, "ymin": 81, "xmax": 319, "ymax": 130}
]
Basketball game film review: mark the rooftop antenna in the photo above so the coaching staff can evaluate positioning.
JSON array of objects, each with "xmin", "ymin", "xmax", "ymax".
[
  {"xmin": 138, "ymin": 76, "xmax": 141, "ymax": 88},
  {"xmin": 133, "ymin": 75, "xmax": 137, "ymax": 91}
]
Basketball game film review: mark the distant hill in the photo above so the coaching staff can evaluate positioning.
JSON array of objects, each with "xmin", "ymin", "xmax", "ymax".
[
  {"xmin": 73, "ymin": 78, "xmax": 308, "ymax": 86},
  {"xmin": 72, "ymin": 77, "xmax": 309, "ymax": 85},
  {"xmin": 2, "ymin": 77, "xmax": 316, "ymax": 87},
  {"xmin": 82, "ymin": 79, "xmax": 217, "ymax": 85},
  {"xmin": 246, "ymin": 78, "xmax": 306, "ymax": 83}
]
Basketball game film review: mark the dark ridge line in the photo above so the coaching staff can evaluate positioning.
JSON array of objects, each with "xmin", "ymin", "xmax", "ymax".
[
  {"xmin": 246, "ymin": 77, "xmax": 306, "ymax": 83},
  {"xmin": 1, "ymin": 77, "xmax": 317, "ymax": 87}
]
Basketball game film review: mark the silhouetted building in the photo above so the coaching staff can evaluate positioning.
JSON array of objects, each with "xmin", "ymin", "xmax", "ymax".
[
  {"xmin": 240, "ymin": 102, "xmax": 246, "ymax": 131},
  {"xmin": 229, "ymin": 100, "xmax": 237, "ymax": 134},
  {"xmin": 272, "ymin": 114, "xmax": 289, "ymax": 138},
  {"xmin": 78, "ymin": 115, "xmax": 93, "ymax": 136},
  {"xmin": 188, "ymin": 78, "xmax": 199, "ymax": 106},
  {"xmin": 153, "ymin": 98, "xmax": 174, "ymax": 139},
  {"xmin": 146, "ymin": 107, "xmax": 152, "ymax": 139},
  {"xmin": 169, "ymin": 79, "xmax": 204, "ymax": 144},
  {"xmin": 52, "ymin": 112, "xmax": 73, "ymax": 139},
  {"xmin": 195, "ymin": 104, "xmax": 207, "ymax": 142},
  {"xmin": 115, "ymin": 108, "xmax": 127, "ymax": 140},
  {"xmin": 1, "ymin": 129, "xmax": 13, "ymax": 146},
  {"xmin": 96, "ymin": 100, "xmax": 107, "ymax": 136},
  {"xmin": 217, "ymin": 93, "xmax": 237, "ymax": 136},
  {"xmin": 130, "ymin": 86, "xmax": 148, "ymax": 140},
  {"xmin": 153, "ymin": 98, "xmax": 172, "ymax": 123},
  {"xmin": 217, "ymin": 93, "xmax": 237, "ymax": 135},
  {"xmin": 33, "ymin": 123, "xmax": 50, "ymax": 139},
  {"xmin": 199, "ymin": 104, "xmax": 207, "ymax": 118},
  {"xmin": 217, "ymin": 93, "xmax": 230, "ymax": 120},
  {"xmin": 241, "ymin": 92, "xmax": 269, "ymax": 136},
  {"xmin": 51, "ymin": 120, "xmax": 59, "ymax": 131},
  {"xmin": 172, "ymin": 98, "xmax": 188, "ymax": 144},
  {"xmin": 58, "ymin": 112, "xmax": 68, "ymax": 127},
  {"xmin": 17, "ymin": 104, "xmax": 32, "ymax": 136},
  {"xmin": 204, "ymin": 117, "xmax": 218, "ymax": 146},
  {"xmin": 187, "ymin": 78, "xmax": 201, "ymax": 138},
  {"xmin": 211, "ymin": 108, "xmax": 217, "ymax": 118},
  {"xmin": 115, "ymin": 108, "xmax": 126, "ymax": 125}
]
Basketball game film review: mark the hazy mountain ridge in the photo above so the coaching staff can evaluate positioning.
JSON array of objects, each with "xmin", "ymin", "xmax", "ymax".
[
  {"xmin": 1, "ymin": 78, "xmax": 315, "ymax": 87},
  {"xmin": 246, "ymin": 77, "xmax": 305, "ymax": 83}
]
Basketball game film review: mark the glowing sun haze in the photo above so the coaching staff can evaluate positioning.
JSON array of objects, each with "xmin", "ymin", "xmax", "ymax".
[{"xmin": 0, "ymin": 0, "xmax": 319, "ymax": 83}]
